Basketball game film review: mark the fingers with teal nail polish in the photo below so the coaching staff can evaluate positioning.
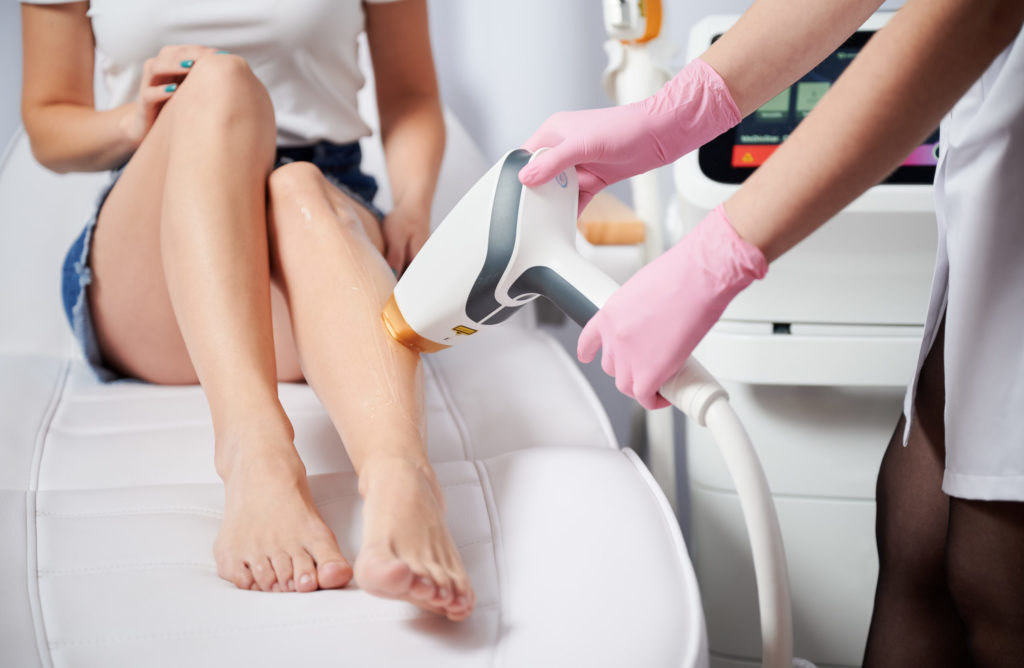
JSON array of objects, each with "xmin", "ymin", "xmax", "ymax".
[{"xmin": 180, "ymin": 59, "xmax": 194, "ymax": 68}]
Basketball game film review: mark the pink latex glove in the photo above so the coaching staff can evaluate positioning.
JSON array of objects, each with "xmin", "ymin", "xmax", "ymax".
[
  {"xmin": 519, "ymin": 58, "xmax": 740, "ymax": 213},
  {"xmin": 579, "ymin": 205, "xmax": 767, "ymax": 410}
]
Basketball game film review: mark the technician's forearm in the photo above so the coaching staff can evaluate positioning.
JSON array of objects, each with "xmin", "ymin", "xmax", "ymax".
[
  {"xmin": 702, "ymin": 0, "xmax": 883, "ymax": 116},
  {"xmin": 379, "ymin": 95, "xmax": 445, "ymax": 213},
  {"xmin": 726, "ymin": 0, "xmax": 1024, "ymax": 262},
  {"xmin": 23, "ymin": 102, "xmax": 139, "ymax": 173}
]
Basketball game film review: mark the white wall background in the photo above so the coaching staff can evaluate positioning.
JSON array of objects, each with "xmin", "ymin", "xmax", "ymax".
[
  {"xmin": 1, "ymin": 2, "xmax": 23, "ymax": 148},
  {"xmin": 426, "ymin": 1, "xmax": 756, "ymax": 162}
]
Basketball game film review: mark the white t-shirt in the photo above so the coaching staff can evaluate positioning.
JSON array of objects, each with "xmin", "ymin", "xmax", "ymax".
[{"xmin": 21, "ymin": 0, "xmax": 401, "ymax": 146}]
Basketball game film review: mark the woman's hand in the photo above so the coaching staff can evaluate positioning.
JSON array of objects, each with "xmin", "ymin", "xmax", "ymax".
[
  {"xmin": 519, "ymin": 59, "xmax": 740, "ymax": 214},
  {"xmin": 579, "ymin": 205, "xmax": 767, "ymax": 410},
  {"xmin": 382, "ymin": 205, "xmax": 431, "ymax": 276},
  {"xmin": 365, "ymin": 0, "xmax": 444, "ymax": 275},
  {"xmin": 124, "ymin": 45, "xmax": 222, "ymax": 147}
]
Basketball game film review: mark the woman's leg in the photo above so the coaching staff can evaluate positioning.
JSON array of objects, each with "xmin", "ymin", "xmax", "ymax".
[
  {"xmin": 946, "ymin": 498, "xmax": 1024, "ymax": 667},
  {"xmin": 863, "ymin": 319, "xmax": 972, "ymax": 667},
  {"xmin": 88, "ymin": 54, "xmax": 351, "ymax": 593},
  {"xmin": 265, "ymin": 162, "xmax": 474, "ymax": 621}
]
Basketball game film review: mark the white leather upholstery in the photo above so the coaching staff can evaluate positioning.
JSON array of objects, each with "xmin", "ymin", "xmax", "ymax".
[{"xmin": 0, "ymin": 90, "xmax": 706, "ymax": 666}]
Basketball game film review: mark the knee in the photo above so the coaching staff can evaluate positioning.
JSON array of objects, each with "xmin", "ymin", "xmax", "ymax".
[
  {"xmin": 267, "ymin": 161, "xmax": 327, "ymax": 210},
  {"xmin": 267, "ymin": 162, "xmax": 361, "ymax": 229},
  {"xmin": 171, "ymin": 54, "xmax": 274, "ymax": 133}
]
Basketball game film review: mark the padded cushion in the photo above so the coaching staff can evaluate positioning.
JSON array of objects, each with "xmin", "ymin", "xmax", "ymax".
[{"xmin": 1, "ymin": 346, "xmax": 705, "ymax": 668}]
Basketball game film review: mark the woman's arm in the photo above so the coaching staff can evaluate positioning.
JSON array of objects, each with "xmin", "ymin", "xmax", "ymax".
[
  {"xmin": 573, "ymin": 0, "xmax": 1023, "ymax": 409},
  {"xmin": 727, "ymin": 0, "xmax": 1024, "ymax": 261},
  {"xmin": 364, "ymin": 0, "xmax": 445, "ymax": 274},
  {"xmin": 21, "ymin": 4, "xmax": 214, "ymax": 173},
  {"xmin": 701, "ymin": 0, "xmax": 884, "ymax": 116},
  {"xmin": 20, "ymin": 2, "xmax": 137, "ymax": 172},
  {"xmin": 519, "ymin": 0, "xmax": 886, "ymax": 209}
]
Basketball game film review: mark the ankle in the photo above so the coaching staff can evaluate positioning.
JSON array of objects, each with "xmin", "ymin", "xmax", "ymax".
[
  {"xmin": 357, "ymin": 455, "xmax": 436, "ymax": 497},
  {"xmin": 214, "ymin": 418, "xmax": 299, "ymax": 480}
]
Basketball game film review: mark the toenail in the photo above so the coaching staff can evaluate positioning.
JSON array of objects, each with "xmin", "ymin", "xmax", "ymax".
[
  {"xmin": 439, "ymin": 587, "xmax": 450, "ymax": 599},
  {"xmin": 419, "ymin": 576, "xmax": 432, "ymax": 587},
  {"xmin": 300, "ymin": 574, "xmax": 313, "ymax": 586},
  {"xmin": 287, "ymin": 579, "xmax": 295, "ymax": 590}
]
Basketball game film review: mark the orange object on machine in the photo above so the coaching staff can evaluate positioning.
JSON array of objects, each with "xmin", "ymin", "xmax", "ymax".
[
  {"xmin": 577, "ymin": 191, "xmax": 647, "ymax": 245},
  {"xmin": 628, "ymin": 0, "xmax": 662, "ymax": 44},
  {"xmin": 604, "ymin": 0, "xmax": 663, "ymax": 44}
]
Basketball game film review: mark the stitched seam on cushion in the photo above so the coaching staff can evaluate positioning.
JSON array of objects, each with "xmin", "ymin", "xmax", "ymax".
[
  {"xmin": 27, "ymin": 359, "xmax": 71, "ymax": 668},
  {"xmin": 39, "ymin": 562, "xmax": 218, "ymax": 577},
  {"xmin": 46, "ymin": 602, "xmax": 503, "ymax": 649},
  {"xmin": 473, "ymin": 460, "xmax": 507, "ymax": 668},
  {"xmin": 620, "ymin": 448, "xmax": 703, "ymax": 666},
  {"xmin": 38, "ymin": 506, "xmax": 224, "ymax": 519},
  {"xmin": 0, "ymin": 124, "xmax": 25, "ymax": 168},
  {"xmin": 538, "ymin": 332, "xmax": 619, "ymax": 449},
  {"xmin": 423, "ymin": 356, "xmax": 472, "ymax": 461},
  {"xmin": 38, "ymin": 534, "xmax": 494, "ymax": 577},
  {"xmin": 35, "ymin": 481, "xmax": 484, "ymax": 519},
  {"xmin": 45, "ymin": 407, "xmax": 325, "ymax": 435}
]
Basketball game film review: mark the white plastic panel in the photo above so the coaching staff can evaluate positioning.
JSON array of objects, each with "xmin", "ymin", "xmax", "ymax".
[
  {"xmin": 575, "ymin": 232, "xmax": 646, "ymax": 286},
  {"xmin": 691, "ymin": 486, "xmax": 877, "ymax": 668},
  {"xmin": 687, "ymin": 381, "xmax": 898, "ymax": 499},
  {"xmin": 692, "ymin": 324, "xmax": 924, "ymax": 387}
]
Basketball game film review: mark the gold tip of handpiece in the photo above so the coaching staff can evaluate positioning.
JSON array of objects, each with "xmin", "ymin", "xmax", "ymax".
[{"xmin": 382, "ymin": 294, "xmax": 450, "ymax": 354}]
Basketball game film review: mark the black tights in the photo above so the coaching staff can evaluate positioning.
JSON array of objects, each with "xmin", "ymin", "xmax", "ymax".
[{"xmin": 864, "ymin": 319, "xmax": 1024, "ymax": 667}]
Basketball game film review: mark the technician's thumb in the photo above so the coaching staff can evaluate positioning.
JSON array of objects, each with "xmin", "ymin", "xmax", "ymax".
[
  {"xmin": 577, "ymin": 191, "xmax": 595, "ymax": 217},
  {"xmin": 577, "ymin": 317, "xmax": 603, "ymax": 364},
  {"xmin": 519, "ymin": 143, "xmax": 575, "ymax": 186}
]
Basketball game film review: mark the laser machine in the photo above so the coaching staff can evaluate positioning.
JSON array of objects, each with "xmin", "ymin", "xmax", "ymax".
[{"xmin": 671, "ymin": 13, "xmax": 939, "ymax": 668}]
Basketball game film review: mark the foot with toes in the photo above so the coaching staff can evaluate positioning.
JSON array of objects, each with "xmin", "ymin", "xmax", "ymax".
[
  {"xmin": 213, "ymin": 440, "xmax": 474, "ymax": 622},
  {"xmin": 354, "ymin": 456, "xmax": 475, "ymax": 621},
  {"xmin": 214, "ymin": 439, "xmax": 352, "ymax": 593}
]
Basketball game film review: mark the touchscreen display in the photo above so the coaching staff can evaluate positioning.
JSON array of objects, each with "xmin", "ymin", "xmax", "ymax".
[{"xmin": 699, "ymin": 32, "xmax": 939, "ymax": 185}]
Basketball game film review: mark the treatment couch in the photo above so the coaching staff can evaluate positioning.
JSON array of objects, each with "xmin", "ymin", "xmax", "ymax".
[{"xmin": 0, "ymin": 56, "xmax": 708, "ymax": 668}]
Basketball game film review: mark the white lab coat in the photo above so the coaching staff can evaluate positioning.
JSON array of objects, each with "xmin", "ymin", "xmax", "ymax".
[{"xmin": 903, "ymin": 28, "xmax": 1024, "ymax": 501}]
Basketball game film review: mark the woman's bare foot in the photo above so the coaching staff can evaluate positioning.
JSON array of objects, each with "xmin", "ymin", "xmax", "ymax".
[
  {"xmin": 353, "ymin": 457, "xmax": 475, "ymax": 621},
  {"xmin": 213, "ymin": 428, "xmax": 352, "ymax": 593}
]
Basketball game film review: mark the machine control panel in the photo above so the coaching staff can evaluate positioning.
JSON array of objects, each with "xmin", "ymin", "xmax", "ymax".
[{"xmin": 698, "ymin": 31, "xmax": 940, "ymax": 185}]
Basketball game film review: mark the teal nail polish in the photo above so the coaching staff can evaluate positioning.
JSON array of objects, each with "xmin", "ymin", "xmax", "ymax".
[
  {"xmin": 164, "ymin": 83, "xmax": 177, "ymax": 93},
  {"xmin": 180, "ymin": 59, "xmax": 194, "ymax": 68},
  {"xmin": 215, "ymin": 50, "xmax": 230, "ymax": 54}
]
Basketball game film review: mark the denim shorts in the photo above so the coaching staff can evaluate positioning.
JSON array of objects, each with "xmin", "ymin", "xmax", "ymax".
[{"xmin": 61, "ymin": 141, "xmax": 384, "ymax": 382}]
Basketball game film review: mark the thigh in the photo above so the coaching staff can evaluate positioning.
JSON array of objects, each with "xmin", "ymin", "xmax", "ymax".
[
  {"xmin": 875, "ymin": 318, "xmax": 949, "ymax": 567},
  {"xmin": 864, "ymin": 317, "xmax": 971, "ymax": 666},
  {"xmin": 89, "ymin": 94, "xmax": 193, "ymax": 383},
  {"xmin": 89, "ymin": 81, "xmax": 299, "ymax": 384}
]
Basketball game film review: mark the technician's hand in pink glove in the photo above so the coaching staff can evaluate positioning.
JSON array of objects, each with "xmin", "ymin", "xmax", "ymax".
[
  {"xmin": 518, "ymin": 58, "xmax": 740, "ymax": 214},
  {"xmin": 580, "ymin": 205, "xmax": 767, "ymax": 410}
]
